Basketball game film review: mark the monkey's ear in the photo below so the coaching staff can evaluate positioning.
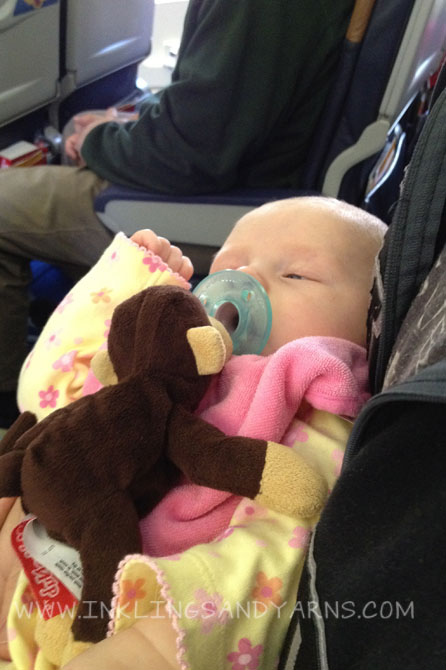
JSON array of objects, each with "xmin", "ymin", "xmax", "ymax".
[
  {"xmin": 187, "ymin": 321, "xmax": 233, "ymax": 376},
  {"xmin": 90, "ymin": 350, "xmax": 118, "ymax": 387}
]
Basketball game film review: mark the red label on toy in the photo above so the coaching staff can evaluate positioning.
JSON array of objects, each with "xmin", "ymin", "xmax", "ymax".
[{"xmin": 11, "ymin": 517, "xmax": 79, "ymax": 621}]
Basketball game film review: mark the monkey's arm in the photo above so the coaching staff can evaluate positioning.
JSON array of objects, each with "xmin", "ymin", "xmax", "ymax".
[{"xmin": 167, "ymin": 406, "xmax": 327, "ymax": 518}]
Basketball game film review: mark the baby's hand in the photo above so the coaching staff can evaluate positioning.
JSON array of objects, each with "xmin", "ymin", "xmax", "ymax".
[{"xmin": 130, "ymin": 229, "xmax": 194, "ymax": 282}]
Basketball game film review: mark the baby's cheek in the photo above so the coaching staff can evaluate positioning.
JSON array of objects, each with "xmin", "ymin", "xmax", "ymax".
[
  {"xmin": 261, "ymin": 320, "xmax": 296, "ymax": 354},
  {"xmin": 339, "ymin": 292, "xmax": 370, "ymax": 346}
]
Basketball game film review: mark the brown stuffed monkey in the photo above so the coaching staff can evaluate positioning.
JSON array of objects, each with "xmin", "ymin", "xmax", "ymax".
[{"xmin": 0, "ymin": 285, "xmax": 326, "ymax": 642}]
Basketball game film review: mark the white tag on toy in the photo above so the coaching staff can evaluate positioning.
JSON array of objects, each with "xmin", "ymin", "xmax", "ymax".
[{"xmin": 22, "ymin": 517, "xmax": 83, "ymax": 599}]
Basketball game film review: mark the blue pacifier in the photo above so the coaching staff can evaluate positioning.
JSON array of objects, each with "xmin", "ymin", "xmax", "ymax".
[{"xmin": 193, "ymin": 270, "xmax": 272, "ymax": 355}]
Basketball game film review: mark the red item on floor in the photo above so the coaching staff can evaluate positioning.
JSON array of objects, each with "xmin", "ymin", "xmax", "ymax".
[{"xmin": 0, "ymin": 140, "xmax": 48, "ymax": 168}]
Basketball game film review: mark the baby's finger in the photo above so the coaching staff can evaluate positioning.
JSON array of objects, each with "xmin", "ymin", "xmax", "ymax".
[
  {"xmin": 128, "ymin": 232, "xmax": 192, "ymax": 279},
  {"xmin": 130, "ymin": 231, "xmax": 173, "ymax": 265},
  {"xmin": 165, "ymin": 245, "xmax": 184, "ymax": 274},
  {"xmin": 132, "ymin": 230, "xmax": 170, "ymax": 260},
  {"xmin": 177, "ymin": 255, "xmax": 194, "ymax": 282},
  {"xmin": 154, "ymin": 236, "xmax": 172, "ymax": 262},
  {"xmin": 130, "ymin": 229, "xmax": 159, "ymax": 251}
]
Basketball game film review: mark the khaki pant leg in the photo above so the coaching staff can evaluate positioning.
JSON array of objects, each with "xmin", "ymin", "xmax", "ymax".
[{"xmin": 0, "ymin": 165, "xmax": 112, "ymax": 390}]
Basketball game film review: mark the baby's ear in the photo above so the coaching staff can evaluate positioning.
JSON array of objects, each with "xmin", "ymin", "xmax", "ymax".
[
  {"xmin": 187, "ymin": 320, "xmax": 233, "ymax": 376},
  {"xmin": 90, "ymin": 350, "xmax": 118, "ymax": 386}
]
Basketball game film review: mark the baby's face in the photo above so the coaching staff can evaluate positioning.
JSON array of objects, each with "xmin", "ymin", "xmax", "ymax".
[{"xmin": 210, "ymin": 199, "xmax": 379, "ymax": 354}]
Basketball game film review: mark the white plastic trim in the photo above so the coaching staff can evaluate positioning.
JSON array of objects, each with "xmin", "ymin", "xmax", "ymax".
[
  {"xmin": 322, "ymin": 119, "xmax": 390, "ymax": 197},
  {"xmin": 380, "ymin": 0, "xmax": 446, "ymax": 121}
]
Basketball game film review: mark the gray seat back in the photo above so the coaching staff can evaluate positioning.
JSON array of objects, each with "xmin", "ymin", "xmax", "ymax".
[
  {"xmin": 0, "ymin": 0, "xmax": 60, "ymax": 127},
  {"xmin": 61, "ymin": 0, "xmax": 154, "ymax": 98}
]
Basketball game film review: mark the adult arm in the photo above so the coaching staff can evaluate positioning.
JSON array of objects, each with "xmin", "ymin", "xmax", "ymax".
[{"xmin": 80, "ymin": 0, "xmax": 351, "ymax": 193}]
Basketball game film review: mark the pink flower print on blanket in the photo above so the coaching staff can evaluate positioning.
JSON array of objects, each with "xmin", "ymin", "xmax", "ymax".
[
  {"xmin": 90, "ymin": 288, "xmax": 113, "ymax": 304},
  {"xmin": 191, "ymin": 588, "xmax": 229, "ymax": 633},
  {"xmin": 21, "ymin": 585, "xmax": 37, "ymax": 614},
  {"xmin": 227, "ymin": 638, "xmax": 263, "ymax": 670},
  {"xmin": 38, "ymin": 385, "xmax": 59, "ymax": 409},
  {"xmin": 45, "ymin": 328, "xmax": 63, "ymax": 351},
  {"xmin": 283, "ymin": 423, "xmax": 309, "ymax": 447},
  {"xmin": 56, "ymin": 293, "xmax": 74, "ymax": 314},
  {"xmin": 288, "ymin": 525, "xmax": 310, "ymax": 549},
  {"xmin": 213, "ymin": 524, "xmax": 247, "ymax": 543},
  {"xmin": 143, "ymin": 254, "xmax": 168, "ymax": 274},
  {"xmin": 232, "ymin": 501, "xmax": 269, "ymax": 524},
  {"xmin": 52, "ymin": 350, "xmax": 78, "ymax": 373},
  {"xmin": 24, "ymin": 350, "xmax": 34, "ymax": 370}
]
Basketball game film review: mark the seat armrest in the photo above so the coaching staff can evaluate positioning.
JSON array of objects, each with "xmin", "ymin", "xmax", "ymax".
[{"xmin": 94, "ymin": 184, "xmax": 314, "ymax": 247}]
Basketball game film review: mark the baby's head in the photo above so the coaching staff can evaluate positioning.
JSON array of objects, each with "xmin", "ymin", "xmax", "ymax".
[{"xmin": 210, "ymin": 196, "xmax": 386, "ymax": 353}]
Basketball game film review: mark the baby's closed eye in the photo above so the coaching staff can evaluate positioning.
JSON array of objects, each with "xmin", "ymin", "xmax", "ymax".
[{"xmin": 284, "ymin": 273, "xmax": 305, "ymax": 280}]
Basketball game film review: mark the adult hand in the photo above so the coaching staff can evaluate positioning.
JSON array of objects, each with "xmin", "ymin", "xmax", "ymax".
[
  {"xmin": 65, "ymin": 108, "xmax": 139, "ymax": 165},
  {"xmin": 64, "ymin": 113, "xmax": 113, "ymax": 165}
]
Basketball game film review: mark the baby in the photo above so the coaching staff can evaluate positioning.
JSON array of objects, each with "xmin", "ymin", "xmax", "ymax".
[{"xmin": 0, "ymin": 197, "xmax": 386, "ymax": 669}]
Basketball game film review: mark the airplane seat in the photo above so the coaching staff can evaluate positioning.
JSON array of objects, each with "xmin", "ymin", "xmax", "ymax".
[
  {"xmin": 321, "ymin": 0, "xmax": 446, "ymax": 217},
  {"xmin": 94, "ymin": 0, "xmax": 446, "ymax": 265},
  {"xmin": 0, "ymin": 0, "xmax": 60, "ymax": 135},
  {"xmin": 312, "ymin": 0, "xmax": 415, "ymax": 201},
  {"xmin": 56, "ymin": 0, "xmax": 154, "ymax": 129},
  {"xmin": 300, "ymin": 0, "xmax": 413, "ymax": 201}
]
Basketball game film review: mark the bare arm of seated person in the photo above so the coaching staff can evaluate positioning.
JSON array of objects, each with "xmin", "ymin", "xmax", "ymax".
[
  {"xmin": 62, "ymin": 607, "xmax": 180, "ymax": 670},
  {"xmin": 0, "ymin": 498, "xmax": 25, "ymax": 660}
]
